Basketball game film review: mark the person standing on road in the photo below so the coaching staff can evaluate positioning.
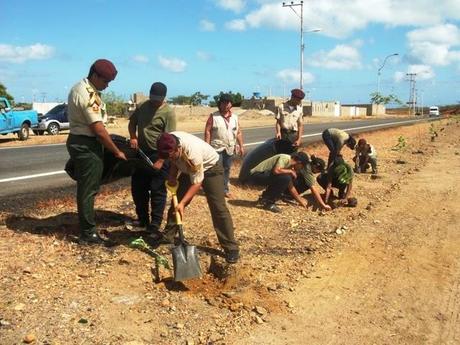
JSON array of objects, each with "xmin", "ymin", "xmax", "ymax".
[
  {"xmin": 66, "ymin": 59, "xmax": 127, "ymax": 245},
  {"xmin": 275, "ymin": 88, "xmax": 305, "ymax": 150},
  {"xmin": 153, "ymin": 131, "xmax": 240, "ymax": 264},
  {"xmin": 322, "ymin": 128, "xmax": 356, "ymax": 168},
  {"xmin": 204, "ymin": 93, "xmax": 244, "ymax": 198},
  {"xmin": 128, "ymin": 82, "xmax": 176, "ymax": 238}
]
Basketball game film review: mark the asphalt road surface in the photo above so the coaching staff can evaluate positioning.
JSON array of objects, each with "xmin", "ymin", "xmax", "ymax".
[{"xmin": 0, "ymin": 117, "xmax": 428, "ymax": 198}]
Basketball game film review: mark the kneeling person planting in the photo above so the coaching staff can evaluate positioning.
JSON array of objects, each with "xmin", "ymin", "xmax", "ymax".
[
  {"xmin": 317, "ymin": 156, "xmax": 355, "ymax": 207},
  {"xmin": 153, "ymin": 131, "xmax": 240, "ymax": 264},
  {"xmin": 248, "ymin": 152, "xmax": 314, "ymax": 213}
]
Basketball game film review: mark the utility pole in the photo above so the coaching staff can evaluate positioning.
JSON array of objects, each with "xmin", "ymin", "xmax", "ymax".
[
  {"xmin": 406, "ymin": 73, "xmax": 417, "ymax": 116},
  {"xmin": 282, "ymin": 1, "xmax": 304, "ymax": 90}
]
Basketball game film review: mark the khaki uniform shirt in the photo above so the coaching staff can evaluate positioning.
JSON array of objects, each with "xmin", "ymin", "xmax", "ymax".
[
  {"xmin": 276, "ymin": 102, "xmax": 303, "ymax": 131},
  {"xmin": 171, "ymin": 131, "xmax": 219, "ymax": 184},
  {"xmin": 68, "ymin": 78, "xmax": 103, "ymax": 137}
]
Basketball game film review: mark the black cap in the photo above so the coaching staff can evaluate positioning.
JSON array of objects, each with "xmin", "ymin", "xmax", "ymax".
[
  {"xmin": 149, "ymin": 82, "xmax": 167, "ymax": 101},
  {"xmin": 291, "ymin": 151, "xmax": 310, "ymax": 166},
  {"xmin": 218, "ymin": 93, "xmax": 233, "ymax": 104}
]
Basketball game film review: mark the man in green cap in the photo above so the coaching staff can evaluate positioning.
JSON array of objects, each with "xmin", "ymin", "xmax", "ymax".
[{"xmin": 67, "ymin": 59, "xmax": 127, "ymax": 245}]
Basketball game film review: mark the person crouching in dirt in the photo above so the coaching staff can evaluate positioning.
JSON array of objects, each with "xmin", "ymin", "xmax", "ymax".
[
  {"xmin": 247, "ymin": 152, "xmax": 312, "ymax": 213},
  {"xmin": 322, "ymin": 128, "xmax": 356, "ymax": 168},
  {"xmin": 317, "ymin": 156, "xmax": 356, "ymax": 207},
  {"xmin": 353, "ymin": 138, "xmax": 378, "ymax": 174},
  {"xmin": 290, "ymin": 155, "xmax": 332, "ymax": 211},
  {"xmin": 153, "ymin": 132, "xmax": 240, "ymax": 264}
]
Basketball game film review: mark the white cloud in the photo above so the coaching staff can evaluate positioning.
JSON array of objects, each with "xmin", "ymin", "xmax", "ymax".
[
  {"xmin": 394, "ymin": 64, "xmax": 435, "ymax": 83},
  {"xmin": 276, "ymin": 68, "xmax": 315, "ymax": 84},
  {"xmin": 132, "ymin": 55, "xmax": 149, "ymax": 63},
  {"xmin": 225, "ymin": 19, "xmax": 247, "ymax": 31},
  {"xmin": 196, "ymin": 51, "xmax": 213, "ymax": 61},
  {"xmin": 230, "ymin": 0, "xmax": 460, "ymax": 39},
  {"xmin": 199, "ymin": 19, "xmax": 216, "ymax": 32},
  {"xmin": 0, "ymin": 43, "xmax": 54, "ymax": 63},
  {"xmin": 407, "ymin": 24, "xmax": 460, "ymax": 66},
  {"xmin": 216, "ymin": 0, "xmax": 245, "ymax": 13},
  {"xmin": 309, "ymin": 43, "xmax": 362, "ymax": 70},
  {"xmin": 394, "ymin": 71, "xmax": 406, "ymax": 83},
  {"xmin": 158, "ymin": 55, "xmax": 187, "ymax": 73}
]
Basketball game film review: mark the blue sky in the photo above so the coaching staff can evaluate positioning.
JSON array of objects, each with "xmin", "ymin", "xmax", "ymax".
[{"xmin": 1, "ymin": 0, "xmax": 460, "ymax": 106}]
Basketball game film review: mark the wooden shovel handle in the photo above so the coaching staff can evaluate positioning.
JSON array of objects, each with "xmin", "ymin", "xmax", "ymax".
[{"xmin": 171, "ymin": 194, "xmax": 183, "ymax": 226}]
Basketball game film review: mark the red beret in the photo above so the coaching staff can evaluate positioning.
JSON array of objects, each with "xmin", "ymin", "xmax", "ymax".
[
  {"xmin": 291, "ymin": 88, "xmax": 305, "ymax": 100},
  {"xmin": 157, "ymin": 133, "xmax": 178, "ymax": 158},
  {"xmin": 92, "ymin": 59, "xmax": 118, "ymax": 81}
]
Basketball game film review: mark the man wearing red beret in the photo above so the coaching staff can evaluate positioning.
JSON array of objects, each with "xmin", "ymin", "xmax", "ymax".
[
  {"xmin": 66, "ymin": 59, "xmax": 127, "ymax": 245},
  {"xmin": 275, "ymin": 88, "xmax": 305, "ymax": 149}
]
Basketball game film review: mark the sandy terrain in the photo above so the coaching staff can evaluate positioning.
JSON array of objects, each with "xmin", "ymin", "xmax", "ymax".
[{"xmin": 0, "ymin": 116, "xmax": 459, "ymax": 345}]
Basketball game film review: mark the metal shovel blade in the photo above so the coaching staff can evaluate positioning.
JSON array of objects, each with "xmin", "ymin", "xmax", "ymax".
[{"xmin": 171, "ymin": 242, "xmax": 202, "ymax": 282}]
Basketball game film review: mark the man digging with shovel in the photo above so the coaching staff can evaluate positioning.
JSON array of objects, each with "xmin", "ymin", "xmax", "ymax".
[{"xmin": 152, "ymin": 132, "xmax": 240, "ymax": 264}]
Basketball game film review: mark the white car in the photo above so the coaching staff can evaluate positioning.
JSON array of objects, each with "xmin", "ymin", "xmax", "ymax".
[{"xmin": 429, "ymin": 106, "xmax": 440, "ymax": 117}]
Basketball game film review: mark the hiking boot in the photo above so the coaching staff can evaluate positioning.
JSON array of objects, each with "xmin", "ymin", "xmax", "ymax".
[
  {"xmin": 225, "ymin": 249, "xmax": 240, "ymax": 264},
  {"xmin": 263, "ymin": 202, "xmax": 282, "ymax": 213},
  {"xmin": 125, "ymin": 219, "xmax": 148, "ymax": 231},
  {"xmin": 256, "ymin": 196, "xmax": 268, "ymax": 205},
  {"xmin": 145, "ymin": 228, "xmax": 163, "ymax": 242},
  {"xmin": 79, "ymin": 232, "xmax": 116, "ymax": 247}
]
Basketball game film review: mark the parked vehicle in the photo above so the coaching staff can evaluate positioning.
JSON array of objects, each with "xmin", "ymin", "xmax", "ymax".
[
  {"xmin": 0, "ymin": 97, "xmax": 39, "ymax": 140},
  {"xmin": 34, "ymin": 103, "xmax": 68, "ymax": 135},
  {"xmin": 429, "ymin": 106, "xmax": 440, "ymax": 117}
]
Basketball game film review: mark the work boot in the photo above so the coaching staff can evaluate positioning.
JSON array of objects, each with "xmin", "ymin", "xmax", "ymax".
[
  {"xmin": 144, "ymin": 224, "xmax": 163, "ymax": 242},
  {"xmin": 125, "ymin": 219, "xmax": 148, "ymax": 231},
  {"xmin": 79, "ymin": 232, "xmax": 116, "ymax": 247},
  {"xmin": 225, "ymin": 249, "xmax": 240, "ymax": 264},
  {"xmin": 263, "ymin": 202, "xmax": 282, "ymax": 213}
]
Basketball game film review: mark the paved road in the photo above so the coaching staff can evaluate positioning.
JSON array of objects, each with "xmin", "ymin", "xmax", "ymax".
[{"xmin": 0, "ymin": 117, "xmax": 428, "ymax": 197}]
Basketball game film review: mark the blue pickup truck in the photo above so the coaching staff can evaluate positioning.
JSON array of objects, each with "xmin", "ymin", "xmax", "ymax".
[{"xmin": 0, "ymin": 97, "xmax": 39, "ymax": 140}]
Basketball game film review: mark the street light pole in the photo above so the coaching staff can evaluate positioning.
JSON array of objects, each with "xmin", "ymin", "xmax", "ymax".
[
  {"xmin": 377, "ymin": 53, "xmax": 398, "ymax": 95},
  {"xmin": 282, "ymin": 1, "xmax": 321, "ymax": 91},
  {"xmin": 283, "ymin": 1, "xmax": 304, "ymax": 89}
]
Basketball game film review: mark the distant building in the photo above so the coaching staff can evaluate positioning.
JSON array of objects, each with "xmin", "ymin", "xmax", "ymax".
[
  {"xmin": 304, "ymin": 101, "xmax": 341, "ymax": 117},
  {"xmin": 342, "ymin": 103, "xmax": 385, "ymax": 116}
]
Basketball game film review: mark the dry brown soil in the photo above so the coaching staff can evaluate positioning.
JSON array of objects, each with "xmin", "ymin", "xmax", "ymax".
[{"xmin": 1, "ymin": 117, "xmax": 459, "ymax": 345}]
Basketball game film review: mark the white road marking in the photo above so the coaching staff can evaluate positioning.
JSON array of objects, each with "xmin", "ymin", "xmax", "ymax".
[
  {"xmin": 0, "ymin": 118, "xmax": 424, "ymax": 183},
  {"xmin": 0, "ymin": 170, "xmax": 67, "ymax": 183}
]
